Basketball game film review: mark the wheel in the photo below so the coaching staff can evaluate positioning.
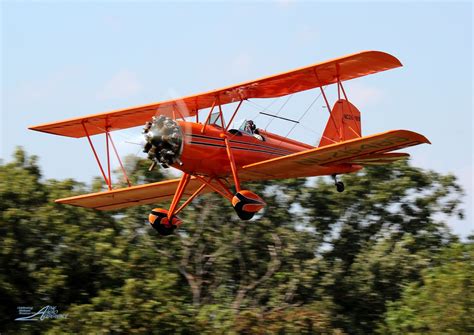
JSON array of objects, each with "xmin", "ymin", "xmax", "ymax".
[
  {"xmin": 234, "ymin": 207, "xmax": 256, "ymax": 221},
  {"xmin": 335, "ymin": 181, "xmax": 345, "ymax": 193},
  {"xmin": 153, "ymin": 222, "xmax": 176, "ymax": 236},
  {"xmin": 232, "ymin": 190, "xmax": 266, "ymax": 221},
  {"xmin": 148, "ymin": 208, "xmax": 182, "ymax": 236}
]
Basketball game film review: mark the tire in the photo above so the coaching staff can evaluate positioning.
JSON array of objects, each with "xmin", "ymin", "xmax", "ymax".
[
  {"xmin": 148, "ymin": 208, "xmax": 180, "ymax": 236},
  {"xmin": 231, "ymin": 190, "xmax": 265, "ymax": 221},
  {"xmin": 154, "ymin": 223, "xmax": 176, "ymax": 236}
]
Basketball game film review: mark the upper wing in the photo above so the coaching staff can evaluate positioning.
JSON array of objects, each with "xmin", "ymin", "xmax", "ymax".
[
  {"xmin": 55, "ymin": 177, "xmax": 213, "ymax": 211},
  {"xmin": 240, "ymin": 130, "xmax": 430, "ymax": 181},
  {"xmin": 29, "ymin": 51, "xmax": 401, "ymax": 138}
]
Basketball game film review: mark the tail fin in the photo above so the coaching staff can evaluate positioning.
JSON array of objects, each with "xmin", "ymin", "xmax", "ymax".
[{"xmin": 319, "ymin": 99, "xmax": 362, "ymax": 147}]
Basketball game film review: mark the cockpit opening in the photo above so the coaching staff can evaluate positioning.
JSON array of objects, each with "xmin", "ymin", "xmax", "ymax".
[
  {"xmin": 208, "ymin": 111, "xmax": 224, "ymax": 127},
  {"xmin": 239, "ymin": 120, "xmax": 264, "ymax": 141}
]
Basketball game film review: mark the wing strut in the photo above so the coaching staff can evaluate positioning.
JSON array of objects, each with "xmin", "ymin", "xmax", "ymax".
[
  {"xmin": 225, "ymin": 100, "xmax": 244, "ymax": 131},
  {"xmin": 224, "ymin": 136, "xmax": 241, "ymax": 192},
  {"xmin": 320, "ymin": 86, "xmax": 343, "ymax": 142},
  {"xmin": 81, "ymin": 122, "xmax": 132, "ymax": 190},
  {"xmin": 338, "ymin": 79, "xmax": 361, "ymax": 135},
  {"xmin": 168, "ymin": 173, "xmax": 191, "ymax": 219},
  {"xmin": 83, "ymin": 122, "xmax": 111, "ymax": 190},
  {"xmin": 201, "ymin": 99, "xmax": 217, "ymax": 133},
  {"xmin": 107, "ymin": 131, "xmax": 132, "ymax": 187}
]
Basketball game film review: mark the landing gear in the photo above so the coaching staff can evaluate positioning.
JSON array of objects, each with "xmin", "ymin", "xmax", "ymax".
[
  {"xmin": 221, "ymin": 133, "xmax": 266, "ymax": 220},
  {"xmin": 148, "ymin": 208, "xmax": 182, "ymax": 236},
  {"xmin": 332, "ymin": 174, "xmax": 345, "ymax": 193},
  {"xmin": 232, "ymin": 190, "xmax": 266, "ymax": 220}
]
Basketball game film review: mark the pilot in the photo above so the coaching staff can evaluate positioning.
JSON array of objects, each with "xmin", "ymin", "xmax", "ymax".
[
  {"xmin": 244, "ymin": 120, "xmax": 259, "ymax": 134},
  {"xmin": 244, "ymin": 120, "xmax": 264, "ymax": 141}
]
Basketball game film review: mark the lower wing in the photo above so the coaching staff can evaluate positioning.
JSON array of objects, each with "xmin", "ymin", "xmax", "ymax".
[
  {"xmin": 55, "ymin": 177, "xmax": 214, "ymax": 211},
  {"xmin": 240, "ymin": 130, "xmax": 430, "ymax": 180},
  {"xmin": 56, "ymin": 130, "xmax": 429, "ymax": 210}
]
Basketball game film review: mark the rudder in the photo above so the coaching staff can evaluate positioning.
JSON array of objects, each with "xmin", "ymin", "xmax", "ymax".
[{"xmin": 319, "ymin": 99, "xmax": 362, "ymax": 147}]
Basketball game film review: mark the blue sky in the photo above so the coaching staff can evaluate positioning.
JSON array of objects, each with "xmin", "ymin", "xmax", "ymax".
[{"xmin": 1, "ymin": 1, "xmax": 472, "ymax": 237}]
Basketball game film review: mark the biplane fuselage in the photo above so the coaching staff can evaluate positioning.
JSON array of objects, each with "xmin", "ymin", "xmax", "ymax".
[{"xmin": 175, "ymin": 121, "xmax": 360, "ymax": 179}]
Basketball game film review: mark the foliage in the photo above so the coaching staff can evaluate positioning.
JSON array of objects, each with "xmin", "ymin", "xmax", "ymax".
[
  {"xmin": 380, "ymin": 240, "xmax": 474, "ymax": 334},
  {"xmin": 0, "ymin": 147, "xmax": 470, "ymax": 334}
]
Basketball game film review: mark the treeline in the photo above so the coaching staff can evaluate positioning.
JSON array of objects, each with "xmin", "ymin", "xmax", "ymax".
[{"xmin": 1, "ymin": 148, "xmax": 472, "ymax": 334}]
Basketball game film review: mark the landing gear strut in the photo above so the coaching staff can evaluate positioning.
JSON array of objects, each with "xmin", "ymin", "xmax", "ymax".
[
  {"xmin": 220, "ymin": 132, "xmax": 266, "ymax": 220},
  {"xmin": 332, "ymin": 174, "xmax": 345, "ymax": 193}
]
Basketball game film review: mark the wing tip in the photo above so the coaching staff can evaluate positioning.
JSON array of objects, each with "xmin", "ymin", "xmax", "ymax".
[
  {"xmin": 55, "ymin": 198, "xmax": 71, "ymax": 205},
  {"xmin": 362, "ymin": 50, "xmax": 403, "ymax": 67},
  {"xmin": 391, "ymin": 129, "xmax": 431, "ymax": 145},
  {"xmin": 28, "ymin": 125, "xmax": 42, "ymax": 132}
]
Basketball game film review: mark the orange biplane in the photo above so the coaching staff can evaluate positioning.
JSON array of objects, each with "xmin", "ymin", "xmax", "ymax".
[{"xmin": 29, "ymin": 51, "xmax": 430, "ymax": 236}]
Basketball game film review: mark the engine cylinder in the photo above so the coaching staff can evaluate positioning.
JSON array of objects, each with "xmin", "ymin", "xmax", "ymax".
[{"xmin": 142, "ymin": 116, "xmax": 183, "ymax": 168}]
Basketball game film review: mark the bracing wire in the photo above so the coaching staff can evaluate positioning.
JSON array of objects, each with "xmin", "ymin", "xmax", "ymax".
[
  {"xmin": 245, "ymin": 100, "xmax": 278, "ymax": 124},
  {"xmin": 264, "ymin": 94, "xmax": 294, "ymax": 130},
  {"xmin": 263, "ymin": 96, "xmax": 280, "ymax": 111},
  {"xmin": 245, "ymin": 90, "xmax": 324, "ymax": 141},
  {"xmin": 284, "ymin": 91, "xmax": 322, "ymax": 138},
  {"xmin": 299, "ymin": 123, "xmax": 322, "ymax": 136}
]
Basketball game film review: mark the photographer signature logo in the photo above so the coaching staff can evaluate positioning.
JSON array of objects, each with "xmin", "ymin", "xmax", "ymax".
[{"xmin": 15, "ymin": 306, "xmax": 68, "ymax": 321}]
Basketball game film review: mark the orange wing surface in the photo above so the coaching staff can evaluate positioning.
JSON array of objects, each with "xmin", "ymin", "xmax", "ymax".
[
  {"xmin": 29, "ymin": 51, "xmax": 401, "ymax": 138},
  {"xmin": 55, "ymin": 177, "xmax": 213, "ymax": 211},
  {"xmin": 240, "ymin": 130, "xmax": 430, "ymax": 180},
  {"xmin": 345, "ymin": 152, "xmax": 410, "ymax": 165}
]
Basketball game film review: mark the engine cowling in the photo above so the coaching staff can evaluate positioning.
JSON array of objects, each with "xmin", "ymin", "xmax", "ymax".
[{"xmin": 142, "ymin": 116, "xmax": 183, "ymax": 168}]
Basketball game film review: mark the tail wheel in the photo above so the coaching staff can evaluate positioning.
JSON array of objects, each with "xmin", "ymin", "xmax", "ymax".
[
  {"xmin": 232, "ymin": 190, "xmax": 266, "ymax": 221},
  {"xmin": 332, "ymin": 174, "xmax": 345, "ymax": 193},
  {"xmin": 148, "ymin": 208, "xmax": 182, "ymax": 236}
]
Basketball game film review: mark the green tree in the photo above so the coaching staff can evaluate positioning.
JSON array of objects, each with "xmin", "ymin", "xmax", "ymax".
[
  {"xmin": 0, "ymin": 149, "xmax": 188, "ymax": 333},
  {"xmin": 300, "ymin": 162, "xmax": 464, "ymax": 333},
  {"xmin": 1, "ymin": 148, "xmax": 467, "ymax": 334},
  {"xmin": 380, "ymin": 240, "xmax": 474, "ymax": 334}
]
